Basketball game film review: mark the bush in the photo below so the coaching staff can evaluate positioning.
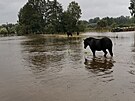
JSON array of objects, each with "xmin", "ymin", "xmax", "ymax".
[{"xmin": 0, "ymin": 28, "xmax": 8, "ymax": 35}]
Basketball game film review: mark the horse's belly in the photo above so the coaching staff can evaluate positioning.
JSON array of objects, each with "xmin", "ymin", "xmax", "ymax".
[
  {"xmin": 95, "ymin": 47, "xmax": 102, "ymax": 51},
  {"xmin": 96, "ymin": 49, "xmax": 102, "ymax": 51},
  {"xmin": 95, "ymin": 46, "xmax": 102, "ymax": 51}
]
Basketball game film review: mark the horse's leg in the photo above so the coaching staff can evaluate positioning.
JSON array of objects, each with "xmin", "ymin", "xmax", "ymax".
[
  {"xmin": 108, "ymin": 48, "xmax": 113, "ymax": 57},
  {"xmin": 103, "ymin": 49, "xmax": 108, "ymax": 57},
  {"xmin": 92, "ymin": 50, "xmax": 96, "ymax": 57}
]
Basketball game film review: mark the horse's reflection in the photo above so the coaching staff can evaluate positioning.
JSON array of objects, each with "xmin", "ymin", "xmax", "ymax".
[{"xmin": 84, "ymin": 57, "xmax": 114, "ymax": 73}]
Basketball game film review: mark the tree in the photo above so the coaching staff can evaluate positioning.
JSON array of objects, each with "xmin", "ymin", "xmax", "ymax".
[
  {"xmin": 0, "ymin": 28, "xmax": 8, "ymax": 35},
  {"xmin": 66, "ymin": 1, "xmax": 82, "ymax": 32},
  {"xmin": 18, "ymin": 2, "xmax": 42, "ymax": 34},
  {"xmin": 89, "ymin": 17, "xmax": 100, "ymax": 24},
  {"xmin": 97, "ymin": 20, "xmax": 107, "ymax": 28},
  {"xmin": 67, "ymin": 1, "xmax": 82, "ymax": 20},
  {"xmin": 18, "ymin": 0, "xmax": 45, "ymax": 34},
  {"xmin": 18, "ymin": 0, "xmax": 83, "ymax": 34},
  {"xmin": 1, "ymin": 23, "xmax": 16, "ymax": 35},
  {"xmin": 102, "ymin": 17, "xmax": 114, "ymax": 26},
  {"xmin": 18, "ymin": 0, "xmax": 63, "ymax": 34},
  {"xmin": 61, "ymin": 11, "xmax": 74, "ymax": 32},
  {"xmin": 45, "ymin": 0, "xmax": 63, "ymax": 33},
  {"xmin": 129, "ymin": 0, "xmax": 135, "ymax": 17},
  {"xmin": 77, "ymin": 20, "xmax": 89, "ymax": 32}
]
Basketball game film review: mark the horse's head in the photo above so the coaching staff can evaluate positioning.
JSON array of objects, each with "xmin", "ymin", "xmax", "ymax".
[
  {"xmin": 84, "ymin": 39, "xmax": 89, "ymax": 49},
  {"xmin": 84, "ymin": 37, "xmax": 94, "ymax": 49}
]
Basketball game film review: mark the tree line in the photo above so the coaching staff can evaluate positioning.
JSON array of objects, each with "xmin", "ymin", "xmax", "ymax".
[
  {"xmin": 18, "ymin": 0, "xmax": 82, "ymax": 35},
  {"xmin": 0, "ymin": 0, "xmax": 82, "ymax": 35},
  {"xmin": 87, "ymin": 16, "xmax": 135, "ymax": 31},
  {"xmin": 1, "ymin": 16, "xmax": 135, "ymax": 36},
  {"xmin": 1, "ymin": 0, "xmax": 135, "ymax": 35}
]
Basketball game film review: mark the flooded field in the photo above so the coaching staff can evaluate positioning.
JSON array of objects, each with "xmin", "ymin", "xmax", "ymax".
[{"xmin": 0, "ymin": 32, "xmax": 135, "ymax": 101}]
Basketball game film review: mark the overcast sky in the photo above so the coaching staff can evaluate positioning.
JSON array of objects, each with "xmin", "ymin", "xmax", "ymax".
[{"xmin": 0, "ymin": 0, "xmax": 131, "ymax": 24}]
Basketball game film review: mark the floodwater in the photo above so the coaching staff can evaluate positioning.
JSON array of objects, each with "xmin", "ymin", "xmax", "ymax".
[{"xmin": 0, "ymin": 32, "xmax": 135, "ymax": 101}]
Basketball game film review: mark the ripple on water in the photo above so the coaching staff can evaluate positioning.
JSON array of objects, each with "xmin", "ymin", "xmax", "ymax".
[{"xmin": 84, "ymin": 56, "xmax": 115, "ymax": 83}]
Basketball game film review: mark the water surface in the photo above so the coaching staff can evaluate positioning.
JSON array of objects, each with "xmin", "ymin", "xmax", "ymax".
[{"xmin": 0, "ymin": 32, "xmax": 135, "ymax": 101}]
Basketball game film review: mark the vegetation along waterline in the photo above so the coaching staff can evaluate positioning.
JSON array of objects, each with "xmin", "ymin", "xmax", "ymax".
[{"xmin": 1, "ymin": 0, "xmax": 135, "ymax": 36}]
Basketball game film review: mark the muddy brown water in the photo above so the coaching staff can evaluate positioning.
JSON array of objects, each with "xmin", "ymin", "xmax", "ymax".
[{"xmin": 0, "ymin": 32, "xmax": 135, "ymax": 101}]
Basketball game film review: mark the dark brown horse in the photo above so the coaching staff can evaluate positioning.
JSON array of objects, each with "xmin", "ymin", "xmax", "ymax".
[
  {"xmin": 84, "ymin": 37, "xmax": 113, "ymax": 57},
  {"xmin": 67, "ymin": 32, "xmax": 72, "ymax": 37}
]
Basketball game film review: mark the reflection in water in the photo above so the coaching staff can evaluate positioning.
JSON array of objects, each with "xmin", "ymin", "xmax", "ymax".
[
  {"xmin": 23, "ymin": 53, "xmax": 65, "ymax": 74},
  {"xmin": 132, "ymin": 33, "xmax": 135, "ymax": 52},
  {"xmin": 84, "ymin": 58, "xmax": 114, "ymax": 72},
  {"xmin": 129, "ymin": 33, "xmax": 135, "ymax": 75},
  {"xmin": 129, "ymin": 55, "xmax": 135, "ymax": 75},
  {"xmin": 84, "ymin": 57, "xmax": 115, "ymax": 82},
  {"xmin": 21, "ymin": 35, "xmax": 83, "ymax": 74}
]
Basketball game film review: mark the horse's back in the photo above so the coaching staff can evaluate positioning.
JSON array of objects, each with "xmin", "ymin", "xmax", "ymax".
[
  {"xmin": 101, "ymin": 37, "xmax": 113, "ymax": 49},
  {"xmin": 95, "ymin": 39, "xmax": 102, "ymax": 50}
]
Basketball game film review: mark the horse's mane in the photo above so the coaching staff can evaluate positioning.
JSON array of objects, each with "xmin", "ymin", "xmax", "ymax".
[
  {"xmin": 88, "ymin": 37, "xmax": 95, "ymax": 40},
  {"xmin": 84, "ymin": 37, "xmax": 95, "ymax": 42}
]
